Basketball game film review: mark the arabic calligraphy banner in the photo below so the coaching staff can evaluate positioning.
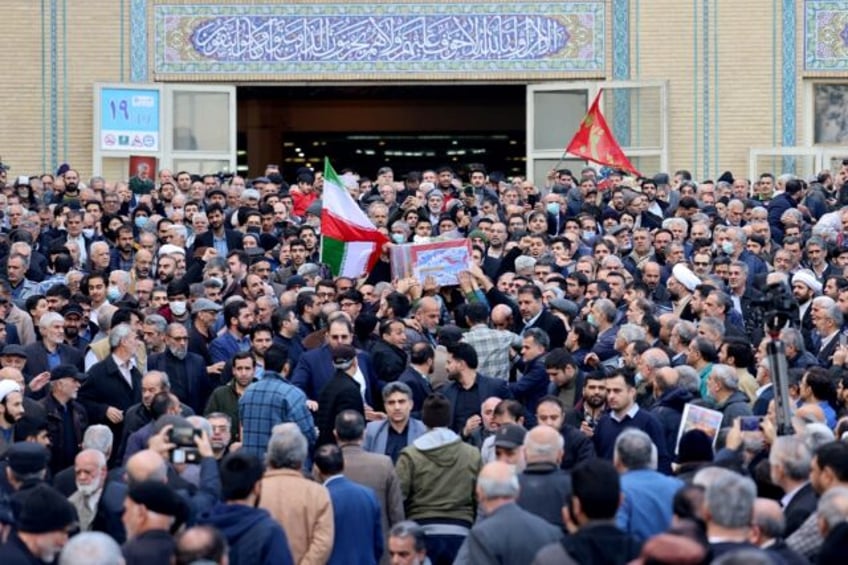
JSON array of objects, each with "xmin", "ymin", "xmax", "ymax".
[{"xmin": 152, "ymin": 2, "xmax": 606, "ymax": 80}]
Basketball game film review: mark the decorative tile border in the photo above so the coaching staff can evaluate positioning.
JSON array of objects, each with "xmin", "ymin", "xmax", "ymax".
[
  {"xmin": 783, "ymin": 0, "xmax": 797, "ymax": 172},
  {"xmin": 804, "ymin": 0, "xmax": 848, "ymax": 73},
  {"xmin": 147, "ymin": 2, "xmax": 606, "ymax": 80},
  {"xmin": 611, "ymin": 0, "xmax": 630, "ymax": 146},
  {"xmin": 131, "ymin": 0, "xmax": 149, "ymax": 81}
]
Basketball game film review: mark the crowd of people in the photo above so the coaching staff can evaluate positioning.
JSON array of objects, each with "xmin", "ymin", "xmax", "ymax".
[{"xmin": 0, "ymin": 158, "xmax": 847, "ymax": 564}]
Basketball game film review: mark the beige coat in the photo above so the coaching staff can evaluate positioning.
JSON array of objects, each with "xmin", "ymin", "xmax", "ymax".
[{"xmin": 260, "ymin": 468, "xmax": 334, "ymax": 565}]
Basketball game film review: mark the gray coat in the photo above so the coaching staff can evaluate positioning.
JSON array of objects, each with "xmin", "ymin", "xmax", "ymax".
[
  {"xmin": 363, "ymin": 418, "xmax": 427, "ymax": 456},
  {"xmin": 454, "ymin": 502, "xmax": 563, "ymax": 565}
]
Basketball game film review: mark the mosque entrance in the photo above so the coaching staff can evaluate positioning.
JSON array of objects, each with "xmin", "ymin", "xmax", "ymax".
[{"xmin": 237, "ymin": 84, "xmax": 527, "ymax": 180}]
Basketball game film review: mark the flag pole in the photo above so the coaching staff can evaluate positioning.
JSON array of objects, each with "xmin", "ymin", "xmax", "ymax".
[{"xmin": 552, "ymin": 149, "xmax": 570, "ymax": 175}]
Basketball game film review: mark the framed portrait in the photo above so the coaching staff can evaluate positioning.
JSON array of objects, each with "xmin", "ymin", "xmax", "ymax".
[{"xmin": 814, "ymin": 83, "xmax": 848, "ymax": 144}]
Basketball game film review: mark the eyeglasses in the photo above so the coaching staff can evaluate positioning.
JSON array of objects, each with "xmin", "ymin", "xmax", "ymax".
[
  {"xmin": 317, "ymin": 292, "xmax": 335, "ymax": 299},
  {"xmin": 693, "ymin": 262, "xmax": 710, "ymax": 267}
]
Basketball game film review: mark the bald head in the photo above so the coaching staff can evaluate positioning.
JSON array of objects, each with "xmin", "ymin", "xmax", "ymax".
[
  {"xmin": 752, "ymin": 498, "xmax": 785, "ymax": 543},
  {"xmin": 523, "ymin": 425, "xmax": 564, "ymax": 464},
  {"xmin": 175, "ymin": 526, "xmax": 224, "ymax": 565},
  {"xmin": 126, "ymin": 449, "xmax": 168, "ymax": 484},
  {"xmin": 491, "ymin": 304, "xmax": 513, "ymax": 326},
  {"xmin": 0, "ymin": 367, "xmax": 25, "ymax": 388},
  {"xmin": 477, "ymin": 461, "xmax": 519, "ymax": 503},
  {"xmin": 655, "ymin": 367, "xmax": 680, "ymax": 393}
]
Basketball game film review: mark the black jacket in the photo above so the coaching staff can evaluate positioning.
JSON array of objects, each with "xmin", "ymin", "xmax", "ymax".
[
  {"xmin": 192, "ymin": 228, "xmax": 243, "ymax": 255},
  {"xmin": 560, "ymin": 424, "xmax": 596, "ymax": 471},
  {"xmin": 148, "ymin": 350, "xmax": 212, "ymax": 415},
  {"xmin": 370, "ymin": 339, "xmax": 408, "ymax": 383},
  {"xmin": 91, "ymin": 480, "xmax": 128, "ymax": 544},
  {"xmin": 0, "ymin": 532, "xmax": 42, "ymax": 565},
  {"xmin": 22, "ymin": 341, "xmax": 84, "ymax": 381},
  {"xmin": 122, "ymin": 529, "xmax": 176, "ymax": 565},
  {"xmin": 397, "ymin": 366, "xmax": 434, "ymax": 419},
  {"xmin": 40, "ymin": 393, "xmax": 88, "ymax": 474},
  {"xmin": 562, "ymin": 522, "xmax": 642, "ymax": 565},
  {"xmin": 441, "ymin": 374, "xmax": 512, "ymax": 435},
  {"xmin": 315, "ymin": 372, "xmax": 365, "ymax": 447},
  {"xmin": 78, "ymin": 355, "xmax": 143, "ymax": 464},
  {"xmin": 650, "ymin": 387, "xmax": 694, "ymax": 457},
  {"xmin": 517, "ymin": 462, "xmax": 571, "ymax": 529},
  {"xmin": 520, "ymin": 309, "xmax": 566, "ymax": 350},
  {"xmin": 783, "ymin": 482, "xmax": 818, "ymax": 537}
]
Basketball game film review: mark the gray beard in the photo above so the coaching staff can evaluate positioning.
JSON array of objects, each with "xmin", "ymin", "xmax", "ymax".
[{"xmin": 169, "ymin": 347, "xmax": 188, "ymax": 360}]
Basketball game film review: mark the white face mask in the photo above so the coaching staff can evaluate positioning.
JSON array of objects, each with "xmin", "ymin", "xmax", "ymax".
[
  {"xmin": 82, "ymin": 228, "xmax": 95, "ymax": 239},
  {"xmin": 170, "ymin": 300, "xmax": 187, "ymax": 316}
]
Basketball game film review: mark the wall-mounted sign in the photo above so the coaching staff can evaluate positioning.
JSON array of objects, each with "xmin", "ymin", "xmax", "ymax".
[
  {"xmin": 152, "ymin": 2, "xmax": 606, "ymax": 80},
  {"xmin": 99, "ymin": 87, "xmax": 161, "ymax": 151}
]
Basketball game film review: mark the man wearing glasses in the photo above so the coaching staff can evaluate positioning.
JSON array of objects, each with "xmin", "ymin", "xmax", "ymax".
[
  {"xmin": 691, "ymin": 251, "xmax": 713, "ymax": 278},
  {"xmin": 148, "ymin": 323, "xmax": 211, "ymax": 414}
]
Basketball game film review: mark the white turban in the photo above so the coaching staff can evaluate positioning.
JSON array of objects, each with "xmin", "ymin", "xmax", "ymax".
[
  {"xmin": 672, "ymin": 264, "xmax": 700, "ymax": 292},
  {"xmin": 792, "ymin": 269, "xmax": 822, "ymax": 295}
]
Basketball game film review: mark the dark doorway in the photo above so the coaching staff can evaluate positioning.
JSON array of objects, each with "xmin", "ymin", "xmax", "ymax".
[{"xmin": 237, "ymin": 84, "xmax": 526, "ymax": 179}]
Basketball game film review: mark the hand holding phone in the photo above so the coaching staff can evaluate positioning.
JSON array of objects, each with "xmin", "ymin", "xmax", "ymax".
[{"xmin": 739, "ymin": 416, "xmax": 762, "ymax": 432}]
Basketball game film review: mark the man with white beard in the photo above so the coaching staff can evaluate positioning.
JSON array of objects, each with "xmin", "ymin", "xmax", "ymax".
[{"xmin": 68, "ymin": 449, "xmax": 127, "ymax": 543}]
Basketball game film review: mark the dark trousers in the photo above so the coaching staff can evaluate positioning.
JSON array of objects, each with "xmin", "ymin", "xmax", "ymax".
[{"xmin": 424, "ymin": 534, "xmax": 465, "ymax": 565}]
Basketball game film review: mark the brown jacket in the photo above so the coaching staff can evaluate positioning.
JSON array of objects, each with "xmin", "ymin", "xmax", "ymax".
[
  {"xmin": 260, "ymin": 468, "xmax": 334, "ymax": 565},
  {"xmin": 340, "ymin": 444, "xmax": 405, "ymax": 544}
]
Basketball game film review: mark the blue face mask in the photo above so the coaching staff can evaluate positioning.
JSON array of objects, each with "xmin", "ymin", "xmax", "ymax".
[
  {"xmin": 391, "ymin": 233, "xmax": 406, "ymax": 244},
  {"xmin": 586, "ymin": 314, "xmax": 598, "ymax": 327},
  {"xmin": 721, "ymin": 241, "xmax": 734, "ymax": 255},
  {"xmin": 106, "ymin": 286, "xmax": 121, "ymax": 303},
  {"xmin": 546, "ymin": 203, "xmax": 560, "ymax": 216},
  {"xmin": 134, "ymin": 216, "xmax": 148, "ymax": 229}
]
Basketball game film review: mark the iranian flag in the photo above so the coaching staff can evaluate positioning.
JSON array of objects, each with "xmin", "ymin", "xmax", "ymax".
[{"xmin": 320, "ymin": 158, "xmax": 389, "ymax": 277}]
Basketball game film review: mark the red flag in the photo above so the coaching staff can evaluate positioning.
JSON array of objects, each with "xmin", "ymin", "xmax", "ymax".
[{"xmin": 565, "ymin": 90, "xmax": 642, "ymax": 177}]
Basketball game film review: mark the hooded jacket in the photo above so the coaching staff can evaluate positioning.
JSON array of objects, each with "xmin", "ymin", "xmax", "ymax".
[
  {"xmin": 198, "ymin": 503, "xmax": 294, "ymax": 565},
  {"xmin": 650, "ymin": 387, "xmax": 695, "ymax": 454},
  {"xmin": 717, "ymin": 391, "xmax": 753, "ymax": 428},
  {"xmin": 395, "ymin": 428, "xmax": 481, "ymax": 525}
]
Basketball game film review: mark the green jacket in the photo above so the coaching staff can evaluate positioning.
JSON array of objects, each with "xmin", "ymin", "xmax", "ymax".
[
  {"xmin": 396, "ymin": 428, "xmax": 481, "ymax": 525},
  {"xmin": 204, "ymin": 379, "xmax": 254, "ymax": 442}
]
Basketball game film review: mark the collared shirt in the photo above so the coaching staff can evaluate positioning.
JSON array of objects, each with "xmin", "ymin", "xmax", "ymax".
[
  {"xmin": 212, "ymin": 232, "xmax": 228, "ymax": 256},
  {"xmin": 521, "ymin": 310, "xmax": 544, "ymax": 334},
  {"xmin": 112, "ymin": 354, "xmax": 134, "ymax": 388},
  {"xmin": 610, "ymin": 402, "xmax": 640, "ymax": 423},
  {"xmin": 698, "ymin": 363, "xmax": 714, "ymax": 399},
  {"xmin": 385, "ymin": 423, "xmax": 409, "ymax": 464},
  {"xmin": 239, "ymin": 371, "xmax": 317, "ymax": 459},
  {"xmin": 352, "ymin": 365, "xmax": 367, "ymax": 400},
  {"xmin": 46, "ymin": 347, "xmax": 62, "ymax": 371},
  {"xmin": 780, "ymin": 482, "xmax": 808, "ymax": 509},
  {"xmin": 463, "ymin": 324, "xmax": 520, "ymax": 380},
  {"xmin": 323, "ymin": 474, "xmax": 344, "ymax": 487},
  {"xmin": 209, "ymin": 331, "xmax": 251, "ymax": 364}
]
